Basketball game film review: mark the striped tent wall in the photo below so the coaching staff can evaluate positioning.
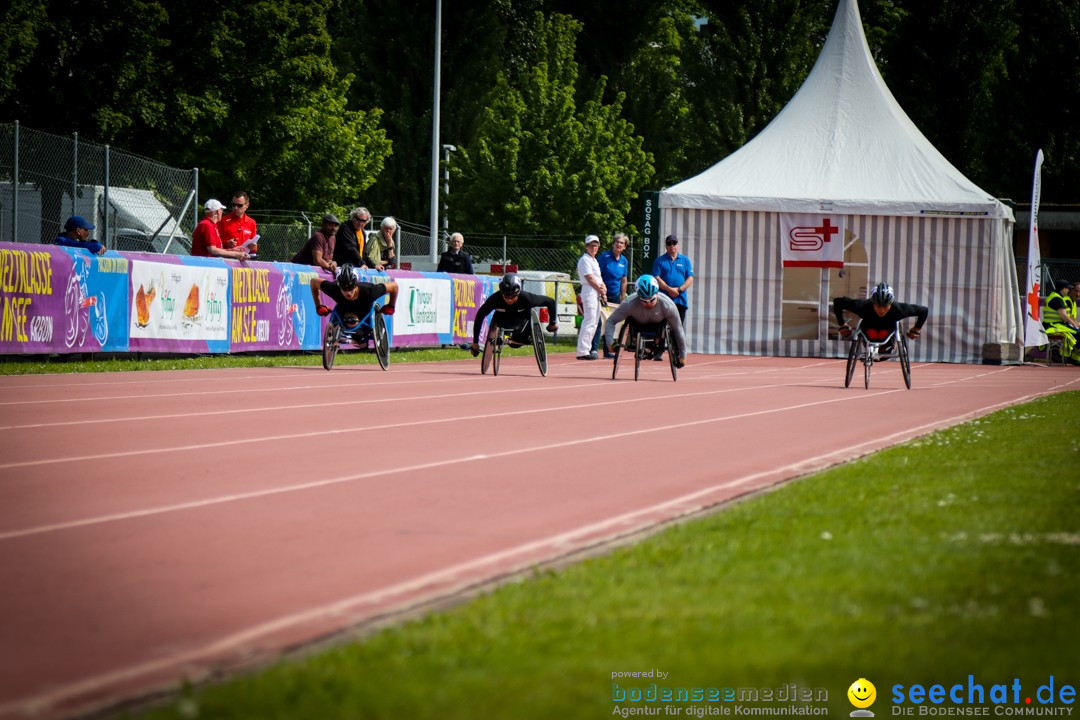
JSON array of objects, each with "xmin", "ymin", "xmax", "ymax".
[{"xmin": 664, "ymin": 210, "xmax": 1020, "ymax": 364}]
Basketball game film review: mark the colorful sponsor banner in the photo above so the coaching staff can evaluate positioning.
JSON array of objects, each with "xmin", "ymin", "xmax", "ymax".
[
  {"xmin": 228, "ymin": 263, "xmax": 324, "ymax": 352},
  {"xmin": 129, "ymin": 258, "xmax": 230, "ymax": 353},
  {"xmin": 780, "ymin": 214, "xmax": 845, "ymax": 268},
  {"xmin": 394, "ymin": 276, "xmax": 454, "ymax": 344},
  {"xmin": 0, "ymin": 246, "xmax": 129, "ymax": 354}
]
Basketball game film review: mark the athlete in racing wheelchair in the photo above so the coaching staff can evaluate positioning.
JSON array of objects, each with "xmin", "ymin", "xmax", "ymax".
[{"xmin": 605, "ymin": 275, "xmax": 687, "ymax": 381}]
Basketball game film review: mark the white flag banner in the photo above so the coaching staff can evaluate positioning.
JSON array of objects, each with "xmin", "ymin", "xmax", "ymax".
[
  {"xmin": 780, "ymin": 214, "xmax": 844, "ymax": 268},
  {"xmin": 1024, "ymin": 149, "xmax": 1048, "ymax": 348}
]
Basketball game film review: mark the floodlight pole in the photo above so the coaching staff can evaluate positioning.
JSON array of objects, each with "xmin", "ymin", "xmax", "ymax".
[
  {"xmin": 441, "ymin": 144, "xmax": 457, "ymax": 243},
  {"xmin": 428, "ymin": 0, "xmax": 443, "ymax": 264}
]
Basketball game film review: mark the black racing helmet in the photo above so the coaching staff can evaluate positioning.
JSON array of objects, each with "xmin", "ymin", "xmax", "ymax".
[
  {"xmin": 870, "ymin": 282, "xmax": 895, "ymax": 307},
  {"xmin": 499, "ymin": 272, "xmax": 522, "ymax": 298},
  {"xmin": 337, "ymin": 264, "xmax": 358, "ymax": 292}
]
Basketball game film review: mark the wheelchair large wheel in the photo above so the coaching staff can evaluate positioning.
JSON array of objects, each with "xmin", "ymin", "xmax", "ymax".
[
  {"xmin": 864, "ymin": 348, "xmax": 873, "ymax": 389},
  {"xmin": 634, "ymin": 332, "xmax": 644, "ymax": 382},
  {"xmin": 481, "ymin": 326, "xmax": 496, "ymax": 375},
  {"xmin": 530, "ymin": 313, "xmax": 548, "ymax": 377},
  {"xmin": 665, "ymin": 325, "xmax": 678, "ymax": 382},
  {"xmin": 374, "ymin": 313, "xmax": 390, "ymax": 370},
  {"xmin": 844, "ymin": 335, "xmax": 861, "ymax": 388},
  {"xmin": 611, "ymin": 322, "xmax": 630, "ymax": 380},
  {"xmin": 493, "ymin": 334, "xmax": 503, "ymax": 376},
  {"xmin": 322, "ymin": 323, "xmax": 341, "ymax": 371},
  {"xmin": 899, "ymin": 334, "xmax": 912, "ymax": 389}
]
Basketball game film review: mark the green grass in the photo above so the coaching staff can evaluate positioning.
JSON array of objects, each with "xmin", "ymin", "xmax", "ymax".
[
  {"xmin": 0, "ymin": 338, "xmax": 578, "ymax": 375},
  {"xmin": 131, "ymin": 391, "xmax": 1080, "ymax": 720}
]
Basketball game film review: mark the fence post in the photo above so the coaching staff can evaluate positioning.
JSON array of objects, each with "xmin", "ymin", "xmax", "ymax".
[
  {"xmin": 12, "ymin": 120, "xmax": 18, "ymax": 244},
  {"xmin": 193, "ymin": 167, "xmax": 199, "ymax": 229},
  {"xmin": 502, "ymin": 235, "xmax": 507, "ymax": 266},
  {"xmin": 72, "ymin": 132, "xmax": 78, "ymax": 217},
  {"xmin": 103, "ymin": 144, "xmax": 110, "ymax": 247}
]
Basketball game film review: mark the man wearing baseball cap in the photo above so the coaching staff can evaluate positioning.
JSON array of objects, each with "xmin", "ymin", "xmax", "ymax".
[
  {"xmin": 54, "ymin": 216, "xmax": 106, "ymax": 255},
  {"xmin": 191, "ymin": 199, "xmax": 250, "ymax": 260},
  {"xmin": 576, "ymin": 234, "xmax": 606, "ymax": 360}
]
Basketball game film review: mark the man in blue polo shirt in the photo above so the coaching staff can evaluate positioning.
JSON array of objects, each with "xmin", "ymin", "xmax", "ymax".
[
  {"xmin": 594, "ymin": 233, "xmax": 630, "ymax": 357},
  {"xmin": 54, "ymin": 216, "xmax": 106, "ymax": 255},
  {"xmin": 652, "ymin": 234, "xmax": 694, "ymax": 327}
]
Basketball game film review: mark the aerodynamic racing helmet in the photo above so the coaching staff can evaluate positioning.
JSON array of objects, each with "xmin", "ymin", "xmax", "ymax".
[
  {"xmin": 337, "ymin": 264, "xmax": 358, "ymax": 292},
  {"xmin": 870, "ymin": 282, "xmax": 895, "ymax": 307},
  {"xmin": 636, "ymin": 274, "xmax": 660, "ymax": 301},
  {"xmin": 499, "ymin": 272, "xmax": 522, "ymax": 298}
]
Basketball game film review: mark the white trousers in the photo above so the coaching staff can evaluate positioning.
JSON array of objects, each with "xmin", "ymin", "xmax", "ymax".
[{"xmin": 577, "ymin": 292, "xmax": 601, "ymax": 355}]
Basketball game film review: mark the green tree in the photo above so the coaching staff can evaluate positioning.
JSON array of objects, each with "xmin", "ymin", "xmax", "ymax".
[{"xmin": 454, "ymin": 12, "xmax": 653, "ymax": 237}]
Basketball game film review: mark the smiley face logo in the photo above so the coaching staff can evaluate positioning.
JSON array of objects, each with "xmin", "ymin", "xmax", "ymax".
[{"xmin": 848, "ymin": 679, "xmax": 877, "ymax": 709}]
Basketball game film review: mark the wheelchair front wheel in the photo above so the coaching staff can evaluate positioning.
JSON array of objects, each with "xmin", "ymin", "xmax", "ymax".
[
  {"xmin": 374, "ymin": 313, "xmax": 390, "ymax": 370},
  {"xmin": 481, "ymin": 325, "xmax": 496, "ymax": 375},
  {"xmin": 864, "ymin": 349, "xmax": 873, "ymax": 389}
]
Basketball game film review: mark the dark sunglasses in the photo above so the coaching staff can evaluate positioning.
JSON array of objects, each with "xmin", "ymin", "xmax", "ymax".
[
  {"xmin": 665, "ymin": 240, "xmax": 678, "ymax": 246},
  {"xmin": 230, "ymin": 203, "xmax": 246, "ymax": 208}
]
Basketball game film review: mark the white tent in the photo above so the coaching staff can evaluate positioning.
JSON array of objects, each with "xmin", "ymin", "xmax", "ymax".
[{"xmin": 660, "ymin": 0, "xmax": 1021, "ymax": 363}]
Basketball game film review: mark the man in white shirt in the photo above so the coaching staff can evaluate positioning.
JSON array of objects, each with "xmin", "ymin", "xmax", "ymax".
[{"xmin": 576, "ymin": 234, "xmax": 605, "ymax": 360}]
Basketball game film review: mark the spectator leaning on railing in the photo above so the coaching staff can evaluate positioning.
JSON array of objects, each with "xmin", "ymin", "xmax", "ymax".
[
  {"xmin": 333, "ymin": 207, "xmax": 372, "ymax": 268},
  {"xmin": 291, "ymin": 214, "xmax": 340, "ymax": 273},
  {"xmin": 437, "ymin": 232, "xmax": 474, "ymax": 275},
  {"xmin": 191, "ymin": 199, "xmax": 249, "ymax": 260},
  {"xmin": 54, "ymin": 216, "xmax": 106, "ymax": 255}
]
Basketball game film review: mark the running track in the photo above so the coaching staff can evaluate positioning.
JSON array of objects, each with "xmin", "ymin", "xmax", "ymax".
[{"xmin": 0, "ymin": 354, "xmax": 1076, "ymax": 719}]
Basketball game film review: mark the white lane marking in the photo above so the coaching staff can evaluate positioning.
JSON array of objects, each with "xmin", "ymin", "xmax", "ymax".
[{"xmin": 0, "ymin": 385, "xmax": 883, "ymax": 538}]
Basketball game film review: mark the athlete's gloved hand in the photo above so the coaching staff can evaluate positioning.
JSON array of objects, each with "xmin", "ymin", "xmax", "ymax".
[
  {"xmin": 470, "ymin": 343, "xmax": 480, "ymax": 357},
  {"xmin": 316, "ymin": 304, "xmax": 330, "ymax": 317},
  {"xmin": 838, "ymin": 324, "xmax": 851, "ymax": 338},
  {"xmin": 675, "ymin": 357, "xmax": 686, "ymax": 369},
  {"xmin": 546, "ymin": 322, "xmax": 558, "ymax": 333},
  {"xmin": 907, "ymin": 328, "xmax": 921, "ymax": 340},
  {"xmin": 381, "ymin": 305, "xmax": 395, "ymax": 316}
]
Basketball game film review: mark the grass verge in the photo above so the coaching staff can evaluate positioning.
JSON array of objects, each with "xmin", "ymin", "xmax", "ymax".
[{"xmin": 134, "ymin": 392, "xmax": 1080, "ymax": 720}]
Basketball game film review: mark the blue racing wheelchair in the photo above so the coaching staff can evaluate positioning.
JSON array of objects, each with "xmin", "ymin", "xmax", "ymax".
[{"xmin": 322, "ymin": 303, "xmax": 390, "ymax": 371}]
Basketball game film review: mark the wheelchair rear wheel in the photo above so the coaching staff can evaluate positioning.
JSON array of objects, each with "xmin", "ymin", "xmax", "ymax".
[
  {"xmin": 844, "ymin": 335, "xmax": 861, "ymax": 388},
  {"xmin": 322, "ymin": 323, "xmax": 341, "ymax": 371},
  {"xmin": 665, "ymin": 325, "xmax": 678, "ymax": 382},
  {"xmin": 899, "ymin": 333, "xmax": 911, "ymax": 389},
  {"xmin": 864, "ymin": 348, "xmax": 873, "ymax": 389},
  {"xmin": 374, "ymin": 313, "xmax": 390, "ymax": 370},
  {"xmin": 611, "ymin": 322, "xmax": 630, "ymax": 380},
  {"xmin": 481, "ymin": 325, "xmax": 497, "ymax": 375},
  {"xmin": 530, "ymin": 313, "xmax": 548, "ymax": 376}
]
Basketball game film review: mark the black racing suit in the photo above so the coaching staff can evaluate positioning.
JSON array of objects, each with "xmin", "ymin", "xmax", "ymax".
[{"xmin": 833, "ymin": 296, "xmax": 928, "ymax": 350}]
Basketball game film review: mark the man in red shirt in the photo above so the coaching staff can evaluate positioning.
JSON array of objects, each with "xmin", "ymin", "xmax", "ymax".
[
  {"xmin": 219, "ymin": 190, "xmax": 258, "ymax": 255},
  {"xmin": 191, "ymin": 199, "xmax": 250, "ymax": 260}
]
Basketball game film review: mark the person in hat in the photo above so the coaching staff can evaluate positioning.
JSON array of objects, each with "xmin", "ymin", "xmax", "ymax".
[
  {"xmin": 54, "ymin": 216, "xmax": 106, "ymax": 255},
  {"xmin": 291, "ymin": 213, "xmax": 341, "ymax": 273},
  {"xmin": 576, "ymin": 234, "xmax": 606, "ymax": 360},
  {"xmin": 219, "ymin": 190, "xmax": 258, "ymax": 255},
  {"xmin": 191, "ymin": 199, "xmax": 250, "ymax": 260},
  {"xmin": 652, "ymin": 234, "xmax": 694, "ymax": 330}
]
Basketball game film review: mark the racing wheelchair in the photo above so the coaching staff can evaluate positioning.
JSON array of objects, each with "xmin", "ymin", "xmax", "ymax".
[
  {"xmin": 480, "ymin": 309, "xmax": 548, "ymax": 377},
  {"xmin": 611, "ymin": 319, "xmax": 678, "ymax": 382},
  {"xmin": 843, "ymin": 321, "xmax": 912, "ymax": 389},
  {"xmin": 321, "ymin": 303, "xmax": 390, "ymax": 371}
]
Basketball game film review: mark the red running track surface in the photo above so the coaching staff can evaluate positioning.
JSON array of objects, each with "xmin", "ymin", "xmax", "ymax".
[{"xmin": 0, "ymin": 354, "xmax": 1076, "ymax": 719}]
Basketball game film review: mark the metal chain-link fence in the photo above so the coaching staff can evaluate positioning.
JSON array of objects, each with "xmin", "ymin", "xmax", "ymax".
[{"xmin": 1, "ymin": 122, "xmax": 196, "ymax": 252}]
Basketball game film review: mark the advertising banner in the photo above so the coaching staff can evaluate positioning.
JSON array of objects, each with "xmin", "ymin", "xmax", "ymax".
[
  {"xmin": 229, "ymin": 264, "xmax": 323, "ymax": 352},
  {"xmin": 128, "ymin": 257, "xmax": 230, "ymax": 353},
  {"xmin": 780, "ymin": 214, "xmax": 845, "ymax": 268},
  {"xmin": 0, "ymin": 246, "xmax": 128, "ymax": 354},
  {"xmin": 393, "ymin": 276, "xmax": 454, "ymax": 344}
]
